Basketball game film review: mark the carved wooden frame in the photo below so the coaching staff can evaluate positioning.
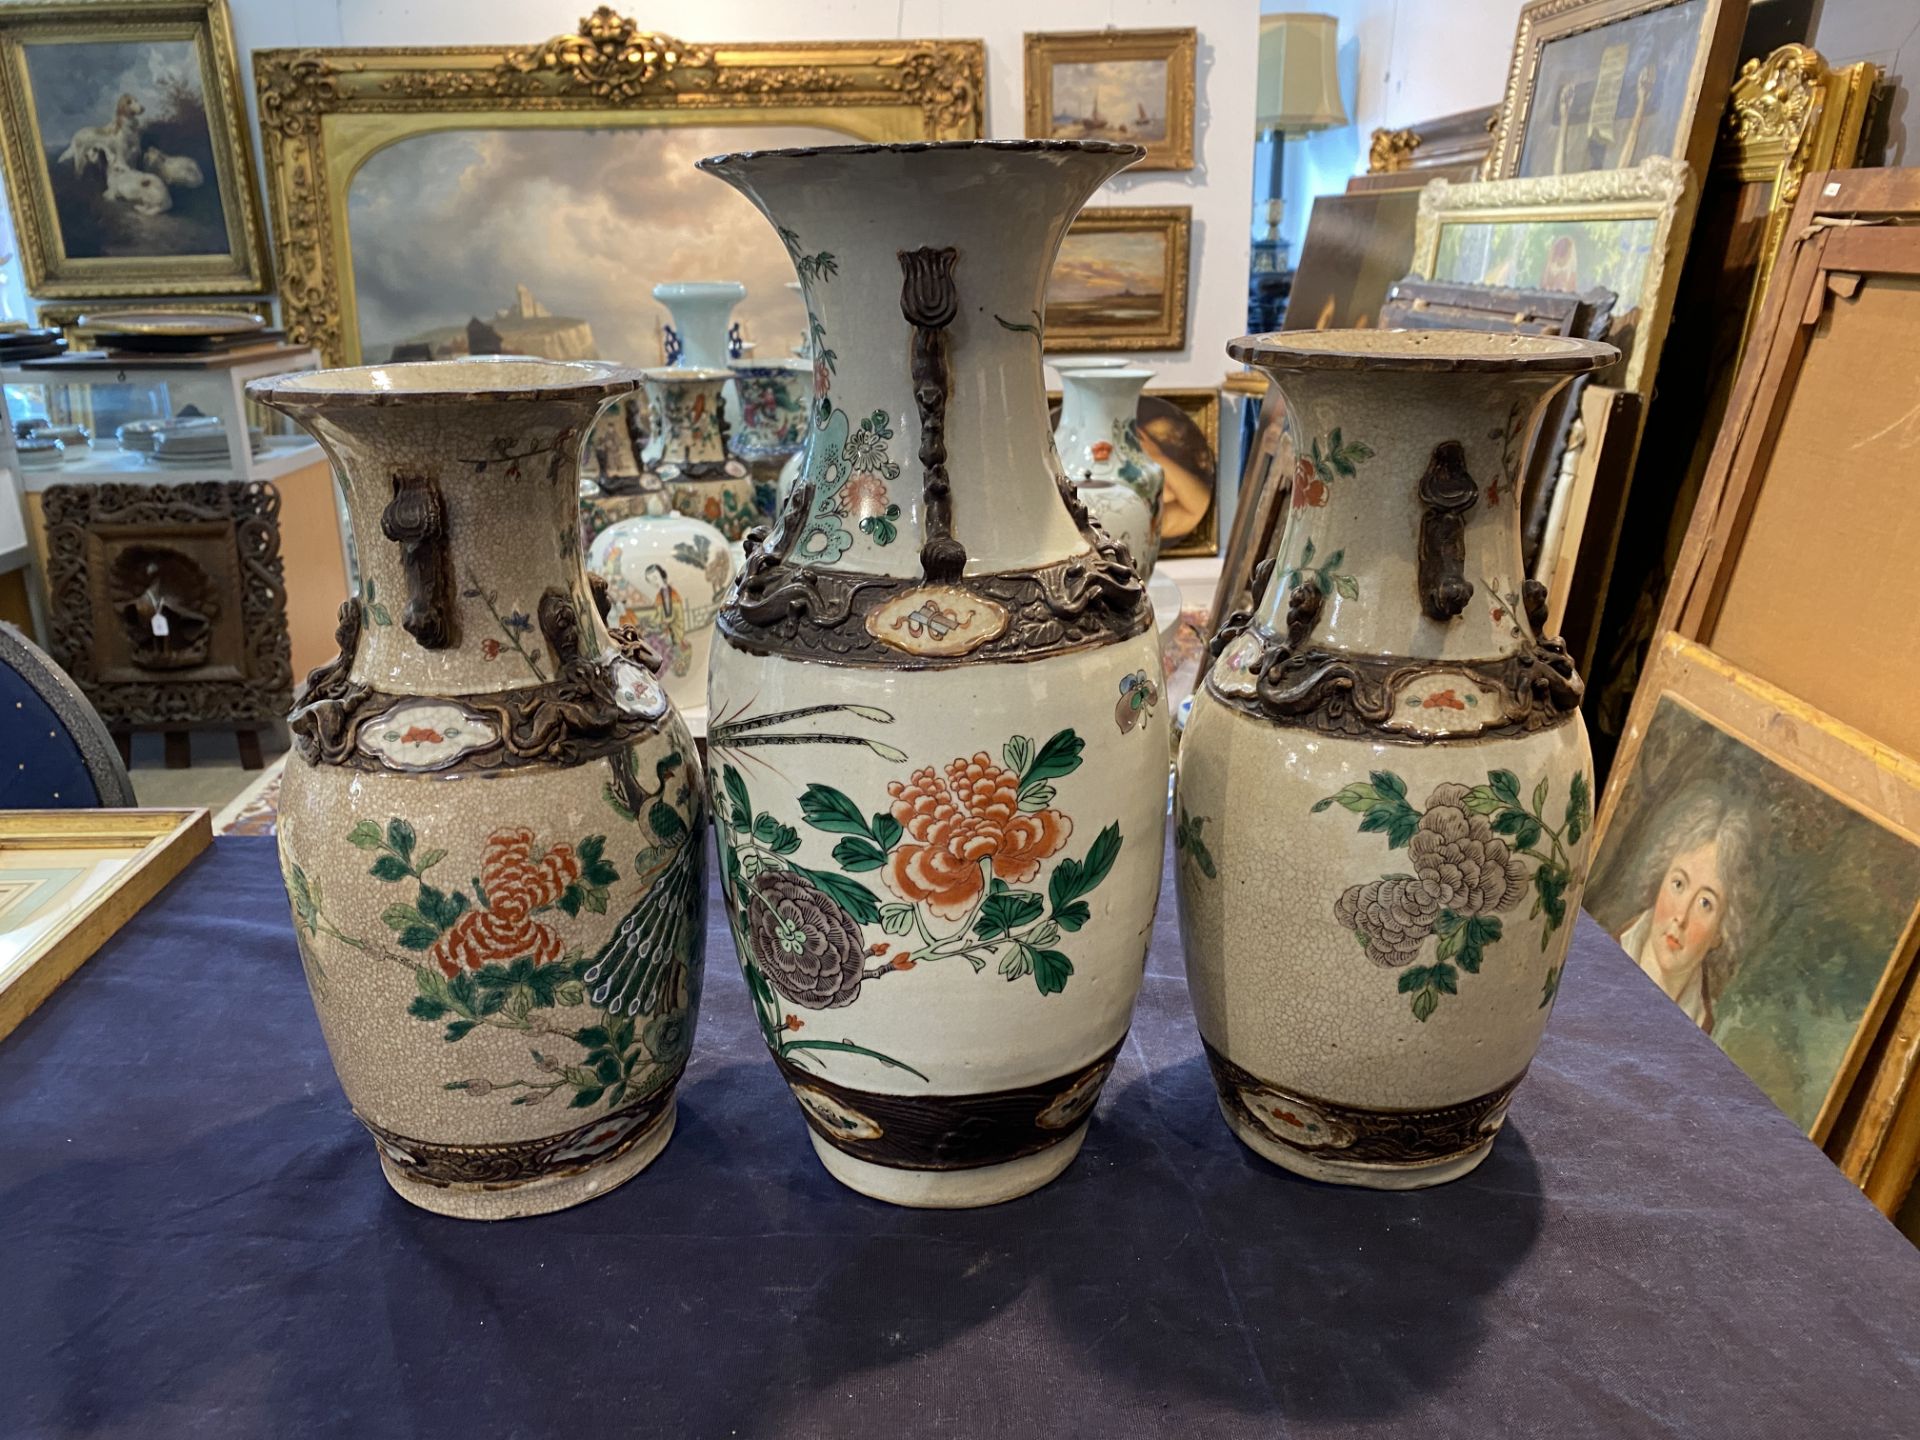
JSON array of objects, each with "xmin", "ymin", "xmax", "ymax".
[{"xmin": 253, "ymin": 8, "xmax": 985, "ymax": 366}]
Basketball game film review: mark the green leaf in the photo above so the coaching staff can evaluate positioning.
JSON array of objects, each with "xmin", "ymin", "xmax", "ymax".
[
  {"xmin": 1462, "ymin": 786, "xmax": 1504, "ymax": 816},
  {"xmin": 1489, "ymin": 770, "xmax": 1521, "ymax": 807},
  {"xmin": 1016, "ymin": 783, "xmax": 1057, "ymax": 812},
  {"xmin": 1458, "ymin": 915, "xmax": 1502, "ymax": 975},
  {"xmin": 347, "ymin": 820, "xmax": 384, "ymax": 849},
  {"xmin": 382, "ymin": 902, "xmax": 427, "ymax": 934},
  {"xmin": 1566, "ymin": 771, "xmax": 1591, "ymax": 845},
  {"xmin": 1534, "ymin": 864, "xmax": 1570, "ymax": 933},
  {"xmin": 582, "ymin": 886, "xmax": 608, "ymax": 915},
  {"xmin": 1047, "ymin": 827, "xmax": 1120, "ymax": 916},
  {"xmin": 975, "ymin": 890, "xmax": 1046, "ymax": 940},
  {"xmin": 1541, "ymin": 963, "xmax": 1564, "ymax": 1007},
  {"xmin": 407, "ymin": 996, "xmax": 449, "ymax": 1021},
  {"xmin": 569, "ymin": 1087, "xmax": 605, "ymax": 1109},
  {"xmin": 768, "ymin": 826, "xmax": 802, "ymax": 857},
  {"xmin": 1397, "ymin": 965, "xmax": 1431, "ymax": 994},
  {"xmin": 723, "ymin": 766, "xmax": 752, "ymax": 831},
  {"xmin": 1024, "ymin": 729, "xmax": 1086, "ymax": 785},
  {"xmin": 1053, "ymin": 899, "xmax": 1091, "ymax": 932},
  {"xmin": 879, "ymin": 902, "xmax": 917, "ymax": 936},
  {"xmin": 1316, "ymin": 782, "xmax": 1381, "ymax": 815},
  {"xmin": 1031, "ymin": 948, "xmax": 1075, "ymax": 996},
  {"xmin": 1436, "ymin": 928, "xmax": 1461, "ymax": 962},
  {"xmin": 416, "ymin": 849, "xmax": 447, "ymax": 875},
  {"xmin": 998, "ymin": 941, "xmax": 1035, "ymax": 982},
  {"xmin": 397, "ymin": 924, "xmax": 439, "ymax": 951},
  {"xmin": 386, "ymin": 818, "xmax": 416, "ymax": 861},
  {"xmin": 1300, "ymin": 537, "xmax": 1316, "ymax": 566},
  {"xmin": 577, "ymin": 834, "xmax": 605, "ymax": 867},
  {"xmin": 554, "ymin": 980, "xmax": 586, "ymax": 1007},
  {"xmin": 1431, "ymin": 962, "xmax": 1459, "ymax": 995},
  {"xmin": 1411, "ymin": 988, "xmax": 1439, "ymax": 1023},
  {"xmin": 799, "ymin": 784, "xmax": 871, "ymax": 837},
  {"xmin": 1190, "ymin": 839, "xmax": 1218, "ymax": 880},
  {"xmin": 416, "ymin": 884, "xmax": 467, "ymax": 932},
  {"xmin": 870, "ymin": 813, "xmax": 903, "ymax": 852},
  {"xmin": 444, "ymin": 1019, "xmax": 478, "ymax": 1042},
  {"xmin": 1532, "ymin": 776, "xmax": 1550, "ymax": 817},
  {"xmin": 802, "ymin": 867, "xmax": 882, "ymax": 926},
  {"xmin": 1345, "ymin": 440, "xmax": 1375, "ymax": 463},
  {"xmin": 1370, "ymin": 770, "xmax": 1408, "ymax": 801},
  {"xmin": 557, "ymin": 886, "xmax": 584, "ymax": 918},
  {"xmin": 369, "ymin": 603, "xmax": 393, "ymax": 628},
  {"xmin": 831, "ymin": 836, "xmax": 888, "ymax": 873},
  {"xmin": 369, "ymin": 854, "xmax": 411, "ymax": 883},
  {"xmin": 1334, "ymin": 575, "xmax": 1360, "ymax": 600},
  {"xmin": 1002, "ymin": 735, "xmax": 1033, "ymax": 776}
]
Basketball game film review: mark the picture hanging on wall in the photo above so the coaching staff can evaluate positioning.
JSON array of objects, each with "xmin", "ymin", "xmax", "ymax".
[
  {"xmin": 1023, "ymin": 28, "xmax": 1196, "ymax": 171},
  {"xmin": 1486, "ymin": 0, "xmax": 1750, "ymax": 185},
  {"xmin": 0, "ymin": 0, "xmax": 269, "ymax": 297},
  {"xmin": 1042, "ymin": 206, "xmax": 1190, "ymax": 353}
]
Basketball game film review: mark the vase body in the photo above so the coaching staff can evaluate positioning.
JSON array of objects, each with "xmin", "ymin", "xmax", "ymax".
[
  {"xmin": 637, "ymin": 366, "xmax": 757, "ymax": 542},
  {"xmin": 698, "ymin": 139, "xmax": 1166, "ymax": 1208},
  {"xmin": 250, "ymin": 359, "xmax": 708, "ymax": 1220},
  {"xmin": 1175, "ymin": 331, "xmax": 1612, "ymax": 1189},
  {"xmin": 1055, "ymin": 367, "xmax": 1164, "ymax": 573},
  {"xmin": 1076, "ymin": 475, "xmax": 1155, "ymax": 581},
  {"xmin": 589, "ymin": 501, "xmax": 735, "ymax": 711},
  {"xmin": 653, "ymin": 281, "xmax": 744, "ymax": 369},
  {"xmin": 728, "ymin": 358, "xmax": 810, "ymax": 519}
]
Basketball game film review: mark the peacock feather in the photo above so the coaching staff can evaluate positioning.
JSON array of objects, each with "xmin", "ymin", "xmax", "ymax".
[{"xmin": 582, "ymin": 832, "xmax": 704, "ymax": 1017}]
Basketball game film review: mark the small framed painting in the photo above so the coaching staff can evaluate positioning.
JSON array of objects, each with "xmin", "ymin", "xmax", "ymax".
[
  {"xmin": 1023, "ymin": 28, "xmax": 1196, "ymax": 171},
  {"xmin": 0, "ymin": 0, "xmax": 269, "ymax": 297},
  {"xmin": 1043, "ymin": 206, "xmax": 1190, "ymax": 354}
]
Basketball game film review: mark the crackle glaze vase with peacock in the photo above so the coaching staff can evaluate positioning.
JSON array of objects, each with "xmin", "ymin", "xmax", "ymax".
[
  {"xmin": 697, "ymin": 140, "xmax": 1168, "ymax": 1208},
  {"xmin": 250, "ymin": 360, "xmax": 707, "ymax": 1221},
  {"xmin": 1174, "ymin": 331, "xmax": 1614, "ymax": 1189}
]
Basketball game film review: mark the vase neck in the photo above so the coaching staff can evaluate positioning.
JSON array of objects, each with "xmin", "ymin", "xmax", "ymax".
[
  {"xmin": 702, "ymin": 143, "xmax": 1137, "ymax": 578},
  {"xmin": 641, "ymin": 369, "xmax": 732, "ymax": 470},
  {"xmin": 1258, "ymin": 367, "xmax": 1567, "ymax": 663},
  {"xmin": 654, "ymin": 283, "xmax": 743, "ymax": 369}
]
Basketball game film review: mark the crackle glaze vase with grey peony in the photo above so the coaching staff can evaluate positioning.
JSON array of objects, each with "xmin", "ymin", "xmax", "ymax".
[
  {"xmin": 696, "ymin": 139, "xmax": 1168, "ymax": 1208},
  {"xmin": 1174, "ymin": 330, "xmax": 1614, "ymax": 1189},
  {"xmin": 250, "ymin": 359, "xmax": 707, "ymax": 1220}
]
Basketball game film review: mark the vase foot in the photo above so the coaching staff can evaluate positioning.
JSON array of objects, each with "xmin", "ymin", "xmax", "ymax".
[
  {"xmin": 1219, "ymin": 1099, "xmax": 1495, "ymax": 1190},
  {"xmin": 807, "ymin": 1123, "xmax": 1088, "ymax": 1208},
  {"xmin": 377, "ymin": 1102, "xmax": 677, "ymax": 1220}
]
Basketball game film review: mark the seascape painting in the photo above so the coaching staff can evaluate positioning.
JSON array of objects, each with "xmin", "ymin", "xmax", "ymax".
[
  {"xmin": 1047, "ymin": 58, "xmax": 1169, "ymax": 145},
  {"xmin": 1585, "ymin": 696, "xmax": 1920, "ymax": 1133},
  {"xmin": 1517, "ymin": 0, "xmax": 1707, "ymax": 177},
  {"xmin": 21, "ymin": 37, "xmax": 230, "ymax": 260},
  {"xmin": 1045, "ymin": 229, "xmax": 1170, "ymax": 337},
  {"xmin": 346, "ymin": 124, "xmax": 846, "ymax": 366}
]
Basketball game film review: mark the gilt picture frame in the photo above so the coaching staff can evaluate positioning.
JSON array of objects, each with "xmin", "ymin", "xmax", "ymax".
[
  {"xmin": 1043, "ymin": 205, "xmax": 1191, "ymax": 354},
  {"xmin": 1023, "ymin": 27, "xmax": 1195, "ymax": 171},
  {"xmin": 253, "ymin": 11, "xmax": 984, "ymax": 366},
  {"xmin": 0, "ymin": 0, "xmax": 270, "ymax": 297}
]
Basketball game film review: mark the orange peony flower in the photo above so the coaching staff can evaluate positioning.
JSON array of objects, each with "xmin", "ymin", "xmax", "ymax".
[
  {"xmin": 431, "ymin": 827, "xmax": 580, "ymax": 977},
  {"xmin": 843, "ymin": 471, "xmax": 890, "ymax": 519},
  {"xmin": 1292, "ymin": 456, "xmax": 1328, "ymax": 508},
  {"xmin": 883, "ymin": 755, "xmax": 1072, "ymax": 920}
]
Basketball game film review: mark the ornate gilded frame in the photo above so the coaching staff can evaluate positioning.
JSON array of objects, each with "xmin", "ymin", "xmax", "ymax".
[
  {"xmin": 1487, "ymin": 0, "xmax": 1748, "ymax": 184},
  {"xmin": 1043, "ymin": 205, "xmax": 1191, "ymax": 354},
  {"xmin": 1022, "ymin": 28, "xmax": 1196, "ymax": 171},
  {"xmin": 253, "ymin": 9, "xmax": 985, "ymax": 365},
  {"xmin": 1411, "ymin": 157, "xmax": 1696, "ymax": 397},
  {"xmin": 0, "ymin": 0, "xmax": 270, "ymax": 297}
]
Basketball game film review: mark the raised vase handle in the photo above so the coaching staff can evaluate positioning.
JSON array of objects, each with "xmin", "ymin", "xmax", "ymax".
[
  {"xmin": 380, "ymin": 474, "xmax": 454, "ymax": 649},
  {"xmin": 1416, "ymin": 441, "xmax": 1476, "ymax": 622},
  {"xmin": 899, "ymin": 246, "xmax": 966, "ymax": 584}
]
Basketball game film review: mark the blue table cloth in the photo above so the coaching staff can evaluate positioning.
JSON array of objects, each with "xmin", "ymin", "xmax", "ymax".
[{"xmin": 5, "ymin": 835, "xmax": 1918, "ymax": 1438}]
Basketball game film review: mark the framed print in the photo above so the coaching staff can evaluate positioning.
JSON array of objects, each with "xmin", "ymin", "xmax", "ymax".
[
  {"xmin": 1588, "ymin": 635, "xmax": 1920, "ymax": 1152},
  {"xmin": 254, "ymin": 13, "xmax": 983, "ymax": 365},
  {"xmin": 1023, "ymin": 28, "xmax": 1195, "ymax": 171},
  {"xmin": 1042, "ymin": 206, "xmax": 1190, "ymax": 353},
  {"xmin": 1487, "ymin": 0, "xmax": 1749, "ymax": 183},
  {"xmin": 0, "ymin": 807, "xmax": 211, "ymax": 1041},
  {"xmin": 0, "ymin": 0, "xmax": 269, "ymax": 297}
]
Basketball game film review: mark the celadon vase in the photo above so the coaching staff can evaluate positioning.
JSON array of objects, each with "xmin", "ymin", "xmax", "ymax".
[
  {"xmin": 249, "ymin": 359, "xmax": 707, "ymax": 1220},
  {"xmin": 1054, "ymin": 366, "xmax": 1163, "ymax": 575},
  {"xmin": 1174, "ymin": 330, "xmax": 1614, "ymax": 1189},
  {"xmin": 654, "ymin": 281, "xmax": 745, "ymax": 368},
  {"xmin": 589, "ymin": 492, "xmax": 736, "ymax": 712},
  {"xmin": 637, "ymin": 366, "xmax": 758, "ymax": 542},
  {"xmin": 698, "ymin": 139, "xmax": 1168, "ymax": 1208}
]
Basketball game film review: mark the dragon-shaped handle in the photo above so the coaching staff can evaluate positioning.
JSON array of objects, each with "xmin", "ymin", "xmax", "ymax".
[{"xmin": 380, "ymin": 474, "xmax": 454, "ymax": 649}]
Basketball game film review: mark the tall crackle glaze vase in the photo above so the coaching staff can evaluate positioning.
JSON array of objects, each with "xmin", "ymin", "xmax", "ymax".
[
  {"xmin": 250, "ymin": 360, "xmax": 707, "ymax": 1220},
  {"xmin": 697, "ymin": 139, "xmax": 1169, "ymax": 1208},
  {"xmin": 1174, "ymin": 331, "xmax": 1614, "ymax": 1189}
]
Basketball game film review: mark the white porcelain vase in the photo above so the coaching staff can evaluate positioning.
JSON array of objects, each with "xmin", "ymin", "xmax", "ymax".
[
  {"xmin": 698, "ymin": 139, "xmax": 1168, "ymax": 1208},
  {"xmin": 1174, "ymin": 330, "xmax": 1614, "ymax": 1189},
  {"xmin": 653, "ymin": 281, "xmax": 745, "ymax": 369},
  {"xmin": 589, "ymin": 498, "xmax": 736, "ymax": 712},
  {"xmin": 1055, "ymin": 366, "xmax": 1164, "ymax": 574}
]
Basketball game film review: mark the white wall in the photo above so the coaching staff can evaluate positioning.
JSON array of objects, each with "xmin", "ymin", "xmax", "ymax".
[{"xmin": 221, "ymin": 0, "xmax": 1260, "ymax": 388}]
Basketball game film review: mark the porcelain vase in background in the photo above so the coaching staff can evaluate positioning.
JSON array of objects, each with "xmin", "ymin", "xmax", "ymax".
[
  {"xmin": 1174, "ymin": 330, "xmax": 1614, "ymax": 1189},
  {"xmin": 1054, "ymin": 365, "xmax": 1163, "ymax": 576},
  {"xmin": 637, "ymin": 366, "xmax": 758, "ymax": 541},
  {"xmin": 654, "ymin": 281, "xmax": 745, "ymax": 368},
  {"xmin": 728, "ymin": 357, "xmax": 810, "ymax": 519},
  {"xmin": 589, "ymin": 494, "xmax": 736, "ymax": 712},
  {"xmin": 250, "ymin": 359, "xmax": 708, "ymax": 1220},
  {"xmin": 699, "ymin": 139, "xmax": 1168, "ymax": 1208}
]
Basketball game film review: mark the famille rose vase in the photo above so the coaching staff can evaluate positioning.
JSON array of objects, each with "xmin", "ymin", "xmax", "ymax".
[
  {"xmin": 588, "ymin": 494, "xmax": 736, "ymax": 711},
  {"xmin": 697, "ymin": 139, "xmax": 1167, "ymax": 1208},
  {"xmin": 249, "ymin": 359, "xmax": 707, "ymax": 1220},
  {"xmin": 1175, "ymin": 331, "xmax": 1613, "ymax": 1189},
  {"xmin": 654, "ymin": 281, "xmax": 745, "ymax": 369},
  {"xmin": 1054, "ymin": 366, "xmax": 1164, "ymax": 576},
  {"xmin": 637, "ymin": 366, "xmax": 758, "ymax": 542},
  {"xmin": 728, "ymin": 357, "xmax": 810, "ymax": 518}
]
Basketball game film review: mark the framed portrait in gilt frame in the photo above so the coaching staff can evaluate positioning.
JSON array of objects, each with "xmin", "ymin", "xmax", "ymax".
[
  {"xmin": 1042, "ymin": 206, "xmax": 1190, "ymax": 354},
  {"xmin": 253, "ymin": 11, "xmax": 984, "ymax": 367},
  {"xmin": 1486, "ymin": 0, "xmax": 1750, "ymax": 184},
  {"xmin": 0, "ymin": 0, "xmax": 270, "ymax": 297},
  {"xmin": 1023, "ymin": 28, "xmax": 1195, "ymax": 171}
]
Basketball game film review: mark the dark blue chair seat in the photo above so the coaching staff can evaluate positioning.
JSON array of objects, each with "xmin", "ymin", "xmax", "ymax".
[{"xmin": 0, "ymin": 621, "xmax": 136, "ymax": 808}]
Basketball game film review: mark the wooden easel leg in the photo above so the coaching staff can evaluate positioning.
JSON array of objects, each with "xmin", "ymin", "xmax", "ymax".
[
  {"xmin": 237, "ymin": 729, "xmax": 264, "ymax": 771},
  {"xmin": 163, "ymin": 731, "xmax": 191, "ymax": 770}
]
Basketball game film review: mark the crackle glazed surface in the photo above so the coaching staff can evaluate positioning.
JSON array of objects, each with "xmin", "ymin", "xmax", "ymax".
[
  {"xmin": 252, "ymin": 359, "xmax": 707, "ymax": 1219},
  {"xmin": 1174, "ymin": 331, "xmax": 1612, "ymax": 1189},
  {"xmin": 700, "ymin": 139, "xmax": 1167, "ymax": 1206}
]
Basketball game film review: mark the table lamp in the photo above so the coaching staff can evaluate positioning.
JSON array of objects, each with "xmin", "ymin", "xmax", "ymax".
[{"xmin": 1253, "ymin": 13, "xmax": 1347, "ymax": 276}]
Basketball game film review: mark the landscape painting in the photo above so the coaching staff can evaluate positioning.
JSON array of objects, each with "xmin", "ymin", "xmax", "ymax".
[
  {"xmin": 1042, "ymin": 207, "xmax": 1189, "ymax": 352},
  {"xmin": 346, "ymin": 123, "xmax": 846, "ymax": 366},
  {"xmin": 1048, "ymin": 58, "xmax": 1168, "ymax": 146},
  {"xmin": 1586, "ymin": 695, "xmax": 1920, "ymax": 1135},
  {"xmin": 1025, "ymin": 29, "xmax": 1194, "ymax": 170}
]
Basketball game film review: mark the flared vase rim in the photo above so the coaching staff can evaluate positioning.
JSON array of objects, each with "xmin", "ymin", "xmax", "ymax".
[
  {"xmin": 651, "ymin": 280, "xmax": 747, "ymax": 300},
  {"xmin": 696, "ymin": 137, "xmax": 1145, "ymax": 171},
  {"xmin": 639, "ymin": 365, "xmax": 733, "ymax": 384},
  {"xmin": 729, "ymin": 357, "xmax": 810, "ymax": 375},
  {"xmin": 1059, "ymin": 366, "xmax": 1157, "ymax": 386},
  {"xmin": 1227, "ymin": 329, "xmax": 1618, "ymax": 375},
  {"xmin": 247, "ymin": 358, "xmax": 638, "ymax": 407}
]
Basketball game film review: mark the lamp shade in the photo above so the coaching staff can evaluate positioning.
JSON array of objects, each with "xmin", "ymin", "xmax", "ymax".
[{"xmin": 1256, "ymin": 13, "xmax": 1347, "ymax": 133}]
